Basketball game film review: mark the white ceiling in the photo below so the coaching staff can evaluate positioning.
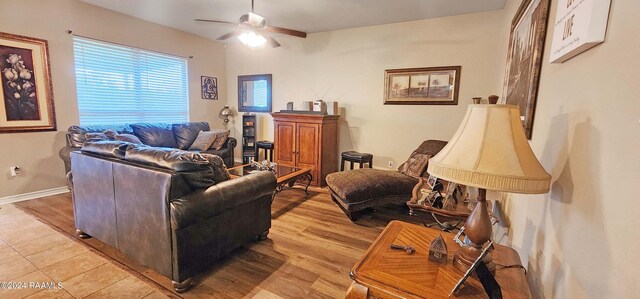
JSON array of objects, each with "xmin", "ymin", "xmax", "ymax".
[{"xmin": 80, "ymin": 0, "xmax": 506, "ymax": 42}]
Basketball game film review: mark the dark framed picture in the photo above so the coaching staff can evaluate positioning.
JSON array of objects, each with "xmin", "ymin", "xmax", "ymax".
[
  {"xmin": 384, "ymin": 66, "xmax": 461, "ymax": 105},
  {"xmin": 201, "ymin": 76, "xmax": 218, "ymax": 100},
  {"xmin": 501, "ymin": 0, "xmax": 550, "ymax": 139},
  {"xmin": 0, "ymin": 32, "xmax": 55, "ymax": 133}
]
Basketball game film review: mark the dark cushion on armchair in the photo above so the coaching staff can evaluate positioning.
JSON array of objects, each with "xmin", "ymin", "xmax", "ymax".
[{"xmin": 326, "ymin": 169, "xmax": 419, "ymax": 204}]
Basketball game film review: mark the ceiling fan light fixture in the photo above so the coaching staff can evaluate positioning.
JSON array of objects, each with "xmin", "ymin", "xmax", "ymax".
[{"xmin": 238, "ymin": 31, "xmax": 267, "ymax": 48}]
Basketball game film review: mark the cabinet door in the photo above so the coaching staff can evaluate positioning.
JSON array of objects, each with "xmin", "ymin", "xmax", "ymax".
[
  {"xmin": 296, "ymin": 123, "xmax": 319, "ymax": 185},
  {"xmin": 274, "ymin": 121, "xmax": 296, "ymax": 166}
]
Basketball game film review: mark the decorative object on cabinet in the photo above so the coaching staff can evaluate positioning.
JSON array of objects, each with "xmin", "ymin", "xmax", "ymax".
[
  {"xmin": 346, "ymin": 221, "xmax": 531, "ymax": 299},
  {"xmin": 0, "ymin": 32, "xmax": 55, "ymax": 133},
  {"xmin": 549, "ymin": 0, "xmax": 611, "ymax": 63},
  {"xmin": 501, "ymin": 0, "xmax": 550, "ymax": 139},
  {"xmin": 219, "ymin": 105, "xmax": 233, "ymax": 126},
  {"xmin": 427, "ymin": 104, "xmax": 551, "ymax": 273},
  {"xmin": 383, "ymin": 66, "xmax": 461, "ymax": 105},
  {"xmin": 312, "ymin": 100, "xmax": 327, "ymax": 113},
  {"xmin": 271, "ymin": 112, "xmax": 340, "ymax": 187},
  {"xmin": 201, "ymin": 76, "xmax": 218, "ymax": 99},
  {"xmin": 238, "ymin": 74, "xmax": 272, "ymax": 112},
  {"xmin": 242, "ymin": 114, "xmax": 257, "ymax": 163}
]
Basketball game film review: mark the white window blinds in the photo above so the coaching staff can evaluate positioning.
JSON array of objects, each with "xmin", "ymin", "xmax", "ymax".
[{"xmin": 73, "ymin": 36, "xmax": 189, "ymax": 125}]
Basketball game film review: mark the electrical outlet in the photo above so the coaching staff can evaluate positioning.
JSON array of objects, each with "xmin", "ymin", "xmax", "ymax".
[
  {"xmin": 10, "ymin": 166, "xmax": 21, "ymax": 177},
  {"xmin": 388, "ymin": 161, "xmax": 394, "ymax": 168}
]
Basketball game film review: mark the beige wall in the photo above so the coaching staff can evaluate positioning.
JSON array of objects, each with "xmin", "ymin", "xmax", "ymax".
[
  {"xmin": 0, "ymin": 0, "xmax": 227, "ymax": 198},
  {"xmin": 225, "ymin": 9, "xmax": 509, "ymax": 167},
  {"xmin": 499, "ymin": 0, "xmax": 640, "ymax": 298}
]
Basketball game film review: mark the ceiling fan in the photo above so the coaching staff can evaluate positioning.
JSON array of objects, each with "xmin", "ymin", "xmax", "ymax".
[{"xmin": 194, "ymin": 0, "xmax": 307, "ymax": 48}]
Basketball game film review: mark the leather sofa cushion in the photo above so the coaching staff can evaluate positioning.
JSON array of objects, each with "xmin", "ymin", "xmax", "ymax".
[
  {"xmin": 67, "ymin": 125, "xmax": 133, "ymax": 148},
  {"xmin": 326, "ymin": 169, "xmax": 418, "ymax": 204},
  {"xmin": 130, "ymin": 123, "xmax": 178, "ymax": 148},
  {"xmin": 125, "ymin": 146, "xmax": 210, "ymax": 172},
  {"xmin": 81, "ymin": 141, "xmax": 132, "ymax": 159},
  {"xmin": 199, "ymin": 148, "xmax": 230, "ymax": 159},
  {"xmin": 172, "ymin": 122, "xmax": 210, "ymax": 150},
  {"xmin": 114, "ymin": 133, "xmax": 143, "ymax": 144}
]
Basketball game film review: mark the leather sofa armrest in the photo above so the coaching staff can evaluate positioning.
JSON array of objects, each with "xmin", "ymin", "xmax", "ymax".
[
  {"xmin": 59, "ymin": 146, "xmax": 80, "ymax": 176},
  {"xmin": 170, "ymin": 170, "xmax": 275, "ymax": 229},
  {"xmin": 225, "ymin": 137, "xmax": 237, "ymax": 150}
]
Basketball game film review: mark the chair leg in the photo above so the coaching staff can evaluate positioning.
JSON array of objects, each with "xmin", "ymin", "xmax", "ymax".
[
  {"xmin": 359, "ymin": 161, "xmax": 364, "ymax": 169},
  {"xmin": 341, "ymin": 158, "xmax": 345, "ymax": 171},
  {"xmin": 350, "ymin": 161, "xmax": 354, "ymax": 170},
  {"xmin": 369, "ymin": 158, "xmax": 373, "ymax": 168}
]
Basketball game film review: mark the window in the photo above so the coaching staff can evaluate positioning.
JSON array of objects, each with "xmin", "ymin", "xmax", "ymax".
[{"xmin": 73, "ymin": 36, "xmax": 189, "ymax": 125}]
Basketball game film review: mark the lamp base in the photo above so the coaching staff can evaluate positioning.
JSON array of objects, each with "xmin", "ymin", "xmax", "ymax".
[
  {"xmin": 453, "ymin": 243, "xmax": 495, "ymax": 273},
  {"xmin": 453, "ymin": 188, "xmax": 495, "ymax": 273}
]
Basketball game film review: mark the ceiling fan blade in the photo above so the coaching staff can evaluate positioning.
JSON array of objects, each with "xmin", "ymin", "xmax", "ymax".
[
  {"xmin": 265, "ymin": 26, "xmax": 307, "ymax": 38},
  {"xmin": 267, "ymin": 36, "xmax": 281, "ymax": 48},
  {"xmin": 194, "ymin": 19, "xmax": 237, "ymax": 25},
  {"xmin": 217, "ymin": 31, "xmax": 241, "ymax": 41}
]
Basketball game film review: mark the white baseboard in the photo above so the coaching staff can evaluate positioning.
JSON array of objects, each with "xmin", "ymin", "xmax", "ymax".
[{"xmin": 0, "ymin": 187, "xmax": 69, "ymax": 205}]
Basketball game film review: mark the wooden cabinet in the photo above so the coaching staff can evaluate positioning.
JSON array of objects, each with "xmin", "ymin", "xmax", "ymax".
[{"xmin": 272, "ymin": 113, "xmax": 340, "ymax": 187}]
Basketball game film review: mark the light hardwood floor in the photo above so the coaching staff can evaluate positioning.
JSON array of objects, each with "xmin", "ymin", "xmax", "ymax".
[{"xmin": 6, "ymin": 187, "xmax": 432, "ymax": 298}]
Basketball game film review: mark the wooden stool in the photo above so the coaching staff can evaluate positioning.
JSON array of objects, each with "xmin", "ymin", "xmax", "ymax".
[
  {"xmin": 341, "ymin": 151, "xmax": 373, "ymax": 171},
  {"xmin": 255, "ymin": 140, "xmax": 274, "ymax": 162}
]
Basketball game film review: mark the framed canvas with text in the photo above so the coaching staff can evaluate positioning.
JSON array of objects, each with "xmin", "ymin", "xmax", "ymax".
[
  {"xmin": 501, "ymin": 0, "xmax": 550, "ymax": 139},
  {"xmin": 0, "ymin": 32, "xmax": 55, "ymax": 133},
  {"xmin": 384, "ymin": 66, "xmax": 461, "ymax": 105}
]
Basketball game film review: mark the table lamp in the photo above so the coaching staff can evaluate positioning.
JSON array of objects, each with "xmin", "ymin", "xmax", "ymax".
[
  {"xmin": 427, "ymin": 104, "xmax": 551, "ymax": 272},
  {"xmin": 219, "ymin": 105, "xmax": 234, "ymax": 126}
]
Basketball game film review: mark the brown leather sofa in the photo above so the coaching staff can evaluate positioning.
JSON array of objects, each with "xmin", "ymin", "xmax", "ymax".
[
  {"xmin": 59, "ymin": 122, "xmax": 237, "ymax": 176},
  {"xmin": 69, "ymin": 141, "xmax": 275, "ymax": 293}
]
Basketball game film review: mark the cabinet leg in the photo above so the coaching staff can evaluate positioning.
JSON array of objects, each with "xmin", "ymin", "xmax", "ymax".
[
  {"xmin": 172, "ymin": 278, "xmax": 193, "ymax": 293},
  {"xmin": 346, "ymin": 281, "xmax": 369, "ymax": 299}
]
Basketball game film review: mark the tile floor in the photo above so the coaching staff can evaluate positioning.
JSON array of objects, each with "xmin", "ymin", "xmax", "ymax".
[{"xmin": 0, "ymin": 204, "xmax": 168, "ymax": 299}]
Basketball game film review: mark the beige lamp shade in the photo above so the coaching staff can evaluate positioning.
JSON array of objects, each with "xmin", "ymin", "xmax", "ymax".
[{"xmin": 427, "ymin": 104, "xmax": 551, "ymax": 194}]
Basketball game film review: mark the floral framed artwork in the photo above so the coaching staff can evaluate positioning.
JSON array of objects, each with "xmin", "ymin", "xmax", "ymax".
[
  {"xmin": 0, "ymin": 32, "xmax": 55, "ymax": 133},
  {"xmin": 201, "ymin": 76, "xmax": 218, "ymax": 100},
  {"xmin": 383, "ymin": 66, "xmax": 461, "ymax": 105},
  {"xmin": 501, "ymin": 0, "xmax": 550, "ymax": 139}
]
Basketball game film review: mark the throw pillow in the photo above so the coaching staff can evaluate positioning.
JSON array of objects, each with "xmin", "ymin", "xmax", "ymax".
[
  {"xmin": 84, "ymin": 132, "xmax": 108, "ymax": 142},
  {"xmin": 209, "ymin": 129, "xmax": 230, "ymax": 150},
  {"xmin": 201, "ymin": 153, "xmax": 231, "ymax": 183},
  {"xmin": 114, "ymin": 133, "xmax": 143, "ymax": 144},
  {"xmin": 400, "ymin": 153, "xmax": 432, "ymax": 178},
  {"xmin": 102, "ymin": 129, "xmax": 118, "ymax": 140},
  {"xmin": 189, "ymin": 130, "xmax": 218, "ymax": 151}
]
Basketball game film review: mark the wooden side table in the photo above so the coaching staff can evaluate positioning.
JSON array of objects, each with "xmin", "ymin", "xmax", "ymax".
[{"xmin": 346, "ymin": 221, "xmax": 531, "ymax": 299}]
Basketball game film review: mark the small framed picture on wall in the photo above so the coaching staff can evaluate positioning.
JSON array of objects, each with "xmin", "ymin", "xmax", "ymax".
[{"xmin": 201, "ymin": 76, "xmax": 218, "ymax": 100}]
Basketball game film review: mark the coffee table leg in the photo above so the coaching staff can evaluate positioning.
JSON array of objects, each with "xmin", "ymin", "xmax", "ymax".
[{"xmin": 303, "ymin": 173, "xmax": 312, "ymax": 195}]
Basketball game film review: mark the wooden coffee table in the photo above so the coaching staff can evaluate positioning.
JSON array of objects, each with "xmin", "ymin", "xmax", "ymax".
[
  {"xmin": 347, "ymin": 221, "xmax": 531, "ymax": 299},
  {"xmin": 228, "ymin": 164, "xmax": 312, "ymax": 200}
]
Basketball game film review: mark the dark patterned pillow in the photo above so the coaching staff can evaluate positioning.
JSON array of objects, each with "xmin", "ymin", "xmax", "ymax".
[
  {"xmin": 209, "ymin": 129, "xmax": 230, "ymax": 150},
  {"xmin": 400, "ymin": 153, "xmax": 432, "ymax": 178},
  {"xmin": 201, "ymin": 153, "xmax": 231, "ymax": 183}
]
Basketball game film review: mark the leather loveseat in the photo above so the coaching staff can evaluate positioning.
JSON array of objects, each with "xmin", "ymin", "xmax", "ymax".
[
  {"xmin": 59, "ymin": 122, "xmax": 237, "ymax": 176},
  {"xmin": 69, "ymin": 141, "xmax": 275, "ymax": 293}
]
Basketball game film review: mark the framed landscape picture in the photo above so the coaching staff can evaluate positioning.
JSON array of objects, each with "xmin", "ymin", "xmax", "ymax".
[
  {"xmin": 501, "ymin": 0, "xmax": 550, "ymax": 139},
  {"xmin": 0, "ymin": 32, "xmax": 55, "ymax": 133},
  {"xmin": 384, "ymin": 66, "xmax": 461, "ymax": 105}
]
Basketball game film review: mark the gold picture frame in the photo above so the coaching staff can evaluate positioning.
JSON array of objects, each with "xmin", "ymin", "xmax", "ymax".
[
  {"xmin": 384, "ymin": 66, "xmax": 461, "ymax": 105},
  {"xmin": 501, "ymin": 0, "xmax": 550, "ymax": 139},
  {"xmin": 0, "ymin": 32, "xmax": 56, "ymax": 133}
]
